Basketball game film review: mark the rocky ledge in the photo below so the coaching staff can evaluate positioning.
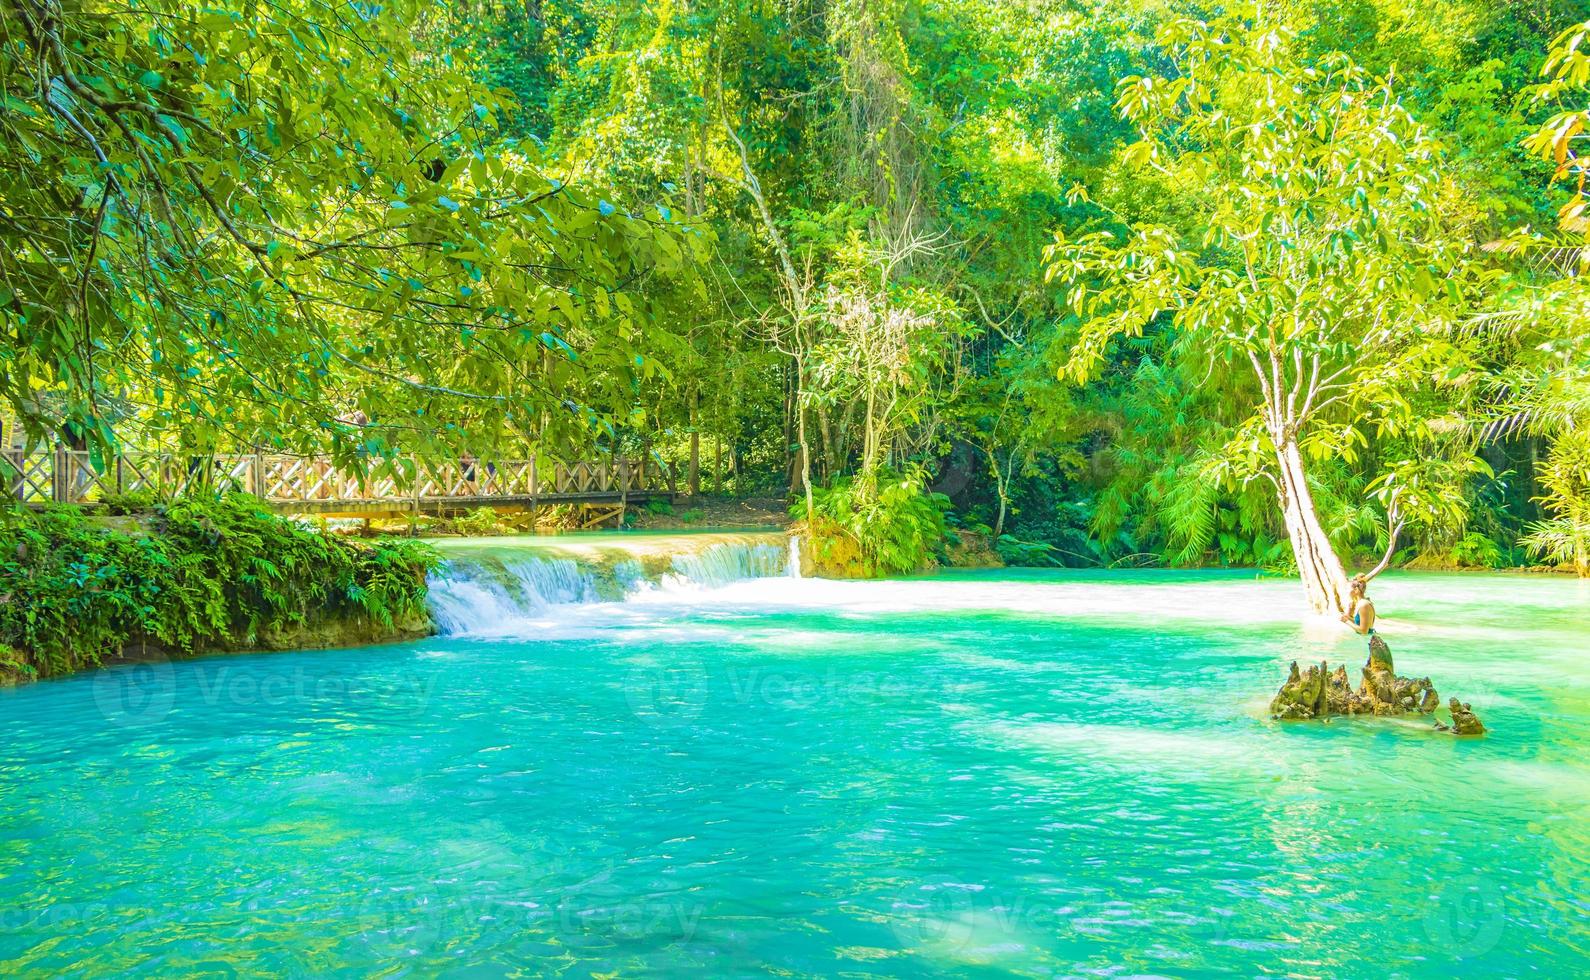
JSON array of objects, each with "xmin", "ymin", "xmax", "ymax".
[{"xmin": 1270, "ymin": 635, "xmax": 1484, "ymax": 735}]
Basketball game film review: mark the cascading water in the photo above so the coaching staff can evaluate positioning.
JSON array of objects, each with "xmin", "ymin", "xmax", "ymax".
[
  {"xmin": 663, "ymin": 540, "xmax": 789, "ymax": 590},
  {"xmin": 426, "ymin": 531, "xmax": 799, "ymax": 635},
  {"xmin": 426, "ymin": 555, "xmax": 601, "ymax": 635}
]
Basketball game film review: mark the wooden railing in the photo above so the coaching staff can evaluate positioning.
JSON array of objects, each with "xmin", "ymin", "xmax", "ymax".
[{"xmin": 0, "ymin": 450, "xmax": 675, "ymax": 509}]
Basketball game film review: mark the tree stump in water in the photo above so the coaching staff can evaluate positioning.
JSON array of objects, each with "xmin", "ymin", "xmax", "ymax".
[{"xmin": 1269, "ymin": 636, "xmax": 1477, "ymax": 733}]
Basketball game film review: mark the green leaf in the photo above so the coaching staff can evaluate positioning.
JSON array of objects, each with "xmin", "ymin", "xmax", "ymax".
[{"xmin": 156, "ymin": 113, "xmax": 188, "ymax": 146}]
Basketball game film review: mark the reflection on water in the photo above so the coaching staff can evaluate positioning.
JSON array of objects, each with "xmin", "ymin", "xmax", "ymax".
[{"xmin": 0, "ymin": 562, "xmax": 1587, "ymax": 975}]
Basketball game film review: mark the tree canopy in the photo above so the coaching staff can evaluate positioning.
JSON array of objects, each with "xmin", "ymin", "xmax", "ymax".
[
  {"xmin": 4, "ymin": 0, "xmax": 1588, "ymax": 581},
  {"xmin": 1, "ymin": 0, "xmax": 704, "ymax": 472}
]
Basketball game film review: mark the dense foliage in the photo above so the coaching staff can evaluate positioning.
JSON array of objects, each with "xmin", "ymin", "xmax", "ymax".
[
  {"xmin": 793, "ymin": 466, "xmax": 948, "ymax": 576},
  {"xmin": 0, "ymin": 495, "xmax": 435, "ymax": 680},
  {"xmin": 6, "ymin": 0, "xmax": 1590, "ymax": 581},
  {"xmin": 1, "ymin": 0, "xmax": 703, "ymax": 469}
]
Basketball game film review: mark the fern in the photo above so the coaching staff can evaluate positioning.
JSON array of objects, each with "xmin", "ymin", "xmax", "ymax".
[{"xmin": 793, "ymin": 466, "xmax": 949, "ymax": 576}]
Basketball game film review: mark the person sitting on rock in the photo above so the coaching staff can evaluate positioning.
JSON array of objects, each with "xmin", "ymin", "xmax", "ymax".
[
  {"xmin": 1344, "ymin": 573, "xmax": 1399, "ymax": 671},
  {"xmin": 1341, "ymin": 575, "xmax": 1377, "ymax": 640}
]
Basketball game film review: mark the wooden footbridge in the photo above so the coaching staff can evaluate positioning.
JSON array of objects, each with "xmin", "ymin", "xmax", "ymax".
[{"xmin": 2, "ymin": 449, "xmax": 675, "ymax": 525}]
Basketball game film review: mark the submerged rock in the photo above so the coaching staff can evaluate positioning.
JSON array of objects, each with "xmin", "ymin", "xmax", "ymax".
[
  {"xmin": 1448, "ymin": 698, "xmax": 1486, "ymax": 736},
  {"xmin": 1269, "ymin": 638, "xmax": 1481, "ymax": 735}
]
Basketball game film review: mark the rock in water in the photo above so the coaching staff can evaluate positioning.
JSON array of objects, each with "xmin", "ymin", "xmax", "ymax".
[
  {"xmin": 1449, "ymin": 698, "xmax": 1486, "ymax": 736},
  {"xmin": 1367, "ymin": 633, "xmax": 1393, "ymax": 672},
  {"xmin": 1269, "ymin": 637, "xmax": 1482, "ymax": 735},
  {"xmin": 1270, "ymin": 660, "xmax": 1328, "ymax": 719},
  {"xmin": 1324, "ymin": 665, "xmax": 1357, "ymax": 715}
]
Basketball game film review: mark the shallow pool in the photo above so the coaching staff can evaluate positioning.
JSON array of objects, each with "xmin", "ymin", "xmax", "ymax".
[{"xmin": 2, "ymin": 566, "xmax": 1587, "ymax": 975}]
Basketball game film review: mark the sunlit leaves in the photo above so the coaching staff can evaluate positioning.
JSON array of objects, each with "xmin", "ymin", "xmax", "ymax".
[
  {"xmin": 1524, "ymin": 19, "xmax": 1590, "ymax": 234},
  {"xmin": 0, "ymin": 0, "xmax": 706, "ymax": 466}
]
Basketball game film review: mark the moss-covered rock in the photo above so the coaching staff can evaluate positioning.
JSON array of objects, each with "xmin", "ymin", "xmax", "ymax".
[
  {"xmin": 944, "ymin": 529, "xmax": 1004, "ymax": 569},
  {"xmin": 1447, "ymin": 698, "xmax": 1487, "ymax": 735},
  {"xmin": 0, "ymin": 495, "xmax": 437, "ymax": 684},
  {"xmin": 1270, "ymin": 637, "xmax": 1461, "ymax": 730}
]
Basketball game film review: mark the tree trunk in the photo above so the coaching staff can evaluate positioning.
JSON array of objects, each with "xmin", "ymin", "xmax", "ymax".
[
  {"xmin": 782, "ymin": 363, "xmax": 794, "ymax": 486},
  {"xmin": 991, "ymin": 446, "xmax": 1014, "ymax": 540},
  {"xmin": 817, "ymin": 404, "xmax": 836, "ymax": 484},
  {"xmin": 687, "ymin": 386, "xmax": 700, "ymax": 496},
  {"xmin": 794, "ymin": 356, "xmax": 816, "ymax": 516},
  {"xmin": 857, "ymin": 385, "xmax": 880, "ymax": 501},
  {"xmin": 1275, "ymin": 438, "xmax": 1350, "ymax": 615}
]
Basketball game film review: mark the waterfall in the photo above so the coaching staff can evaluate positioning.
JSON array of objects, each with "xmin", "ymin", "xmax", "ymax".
[
  {"xmin": 426, "ymin": 532, "xmax": 802, "ymax": 636},
  {"xmin": 426, "ymin": 555, "xmax": 601, "ymax": 635},
  {"xmin": 788, "ymin": 535, "xmax": 803, "ymax": 579},
  {"xmin": 665, "ymin": 541, "xmax": 789, "ymax": 590}
]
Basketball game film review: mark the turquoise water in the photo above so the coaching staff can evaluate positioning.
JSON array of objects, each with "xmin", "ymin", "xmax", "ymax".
[{"xmin": 2, "ymin": 551, "xmax": 1588, "ymax": 975}]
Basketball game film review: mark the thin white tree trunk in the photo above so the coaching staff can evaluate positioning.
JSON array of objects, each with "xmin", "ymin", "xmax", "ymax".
[
  {"xmin": 795, "ymin": 354, "xmax": 815, "ymax": 520},
  {"xmin": 1275, "ymin": 438, "xmax": 1349, "ymax": 615}
]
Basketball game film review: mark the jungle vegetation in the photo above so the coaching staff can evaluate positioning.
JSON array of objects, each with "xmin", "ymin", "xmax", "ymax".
[
  {"xmin": 3, "ymin": 0, "xmax": 1588, "ymax": 598},
  {"xmin": 0, "ymin": 494, "xmax": 436, "ymax": 680}
]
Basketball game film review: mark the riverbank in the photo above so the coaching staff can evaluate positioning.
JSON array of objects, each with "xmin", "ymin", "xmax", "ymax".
[{"xmin": 0, "ymin": 497, "xmax": 435, "ymax": 685}]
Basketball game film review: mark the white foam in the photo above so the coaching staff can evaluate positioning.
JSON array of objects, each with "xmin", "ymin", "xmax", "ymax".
[{"xmin": 427, "ymin": 536, "xmax": 798, "ymax": 636}]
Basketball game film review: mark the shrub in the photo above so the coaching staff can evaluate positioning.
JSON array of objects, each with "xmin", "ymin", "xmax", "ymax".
[
  {"xmin": 1522, "ymin": 430, "xmax": 1590, "ymax": 576},
  {"xmin": 793, "ymin": 467, "xmax": 949, "ymax": 577},
  {"xmin": 0, "ymin": 494, "xmax": 437, "ymax": 681},
  {"xmin": 449, "ymin": 506, "xmax": 504, "ymax": 536},
  {"xmin": 1449, "ymin": 531, "xmax": 1505, "ymax": 569},
  {"xmin": 996, "ymin": 535, "xmax": 1059, "ymax": 567}
]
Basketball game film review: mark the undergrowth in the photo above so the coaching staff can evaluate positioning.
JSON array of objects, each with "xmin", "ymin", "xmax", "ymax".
[
  {"xmin": 0, "ymin": 494, "xmax": 437, "ymax": 682},
  {"xmin": 793, "ymin": 468, "xmax": 949, "ymax": 577}
]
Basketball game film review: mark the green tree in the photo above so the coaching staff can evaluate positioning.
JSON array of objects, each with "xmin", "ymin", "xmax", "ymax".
[
  {"xmin": 0, "ymin": 0, "xmax": 702, "ymax": 471},
  {"xmin": 1044, "ymin": 7, "xmax": 1496, "ymax": 612},
  {"xmin": 1491, "ymin": 17, "xmax": 1590, "ymax": 575}
]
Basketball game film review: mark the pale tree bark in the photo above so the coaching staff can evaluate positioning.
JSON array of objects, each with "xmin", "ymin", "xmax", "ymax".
[
  {"xmin": 795, "ymin": 353, "xmax": 815, "ymax": 513},
  {"xmin": 991, "ymin": 445, "xmax": 1018, "ymax": 540},
  {"xmin": 717, "ymin": 98, "xmax": 816, "ymax": 519},
  {"xmin": 1273, "ymin": 437, "xmax": 1350, "ymax": 615},
  {"xmin": 1252, "ymin": 345, "xmax": 1354, "ymax": 616},
  {"xmin": 817, "ymin": 404, "xmax": 836, "ymax": 484},
  {"xmin": 1362, "ymin": 499, "xmax": 1404, "ymax": 584}
]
